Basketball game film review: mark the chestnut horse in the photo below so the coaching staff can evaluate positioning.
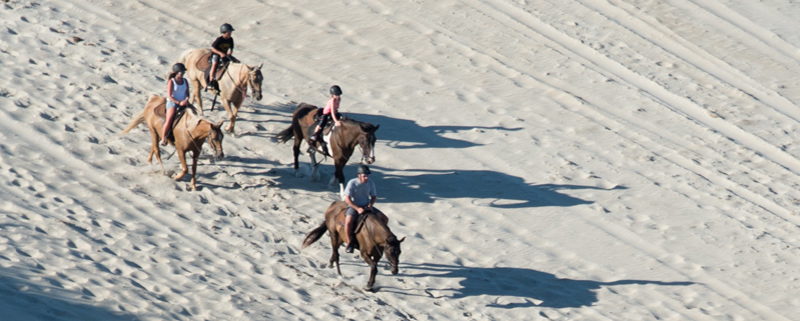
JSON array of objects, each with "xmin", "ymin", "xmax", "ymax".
[
  {"xmin": 302, "ymin": 201, "xmax": 404, "ymax": 291},
  {"xmin": 122, "ymin": 95, "xmax": 225, "ymax": 190},
  {"xmin": 276, "ymin": 103, "xmax": 379, "ymax": 196},
  {"xmin": 179, "ymin": 48, "xmax": 263, "ymax": 134}
]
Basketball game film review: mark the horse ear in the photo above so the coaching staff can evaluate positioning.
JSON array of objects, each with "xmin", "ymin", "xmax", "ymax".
[
  {"xmin": 373, "ymin": 124, "xmax": 380, "ymax": 132},
  {"xmin": 257, "ymin": 63, "xmax": 263, "ymax": 70},
  {"xmin": 399, "ymin": 236, "xmax": 406, "ymax": 243},
  {"xmin": 216, "ymin": 120, "xmax": 225, "ymax": 128}
]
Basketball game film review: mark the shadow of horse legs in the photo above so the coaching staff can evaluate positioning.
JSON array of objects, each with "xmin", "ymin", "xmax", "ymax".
[{"xmin": 402, "ymin": 263, "xmax": 693, "ymax": 308}]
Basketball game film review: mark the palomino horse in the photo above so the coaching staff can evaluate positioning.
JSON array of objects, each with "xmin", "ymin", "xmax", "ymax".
[
  {"xmin": 302, "ymin": 201, "xmax": 404, "ymax": 291},
  {"xmin": 121, "ymin": 95, "xmax": 225, "ymax": 190},
  {"xmin": 179, "ymin": 48, "xmax": 263, "ymax": 133},
  {"xmin": 276, "ymin": 103, "xmax": 379, "ymax": 196}
]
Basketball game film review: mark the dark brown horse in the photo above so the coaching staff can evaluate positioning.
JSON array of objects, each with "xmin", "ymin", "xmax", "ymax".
[
  {"xmin": 276, "ymin": 103, "xmax": 379, "ymax": 196},
  {"xmin": 302, "ymin": 201, "xmax": 404, "ymax": 291}
]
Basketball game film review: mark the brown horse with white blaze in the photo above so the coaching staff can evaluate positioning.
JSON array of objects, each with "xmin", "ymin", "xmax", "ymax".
[
  {"xmin": 302, "ymin": 201, "xmax": 404, "ymax": 291},
  {"xmin": 122, "ymin": 95, "xmax": 225, "ymax": 190},
  {"xmin": 276, "ymin": 103, "xmax": 379, "ymax": 196},
  {"xmin": 179, "ymin": 48, "xmax": 263, "ymax": 134}
]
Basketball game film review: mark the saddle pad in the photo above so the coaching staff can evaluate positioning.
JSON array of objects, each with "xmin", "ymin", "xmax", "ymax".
[
  {"xmin": 195, "ymin": 51, "xmax": 212, "ymax": 71},
  {"xmin": 154, "ymin": 98, "xmax": 201, "ymax": 133}
]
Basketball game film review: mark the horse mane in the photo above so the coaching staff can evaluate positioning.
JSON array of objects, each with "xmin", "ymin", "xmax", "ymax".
[
  {"xmin": 294, "ymin": 103, "xmax": 317, "ymax": 119},
  {"xmin": 363, "ymin": 211, "xmax": 394, "ymax": 245},
  {"xmin": 340, "ymin": 118, "xmax": 378, "ymax": 133}
]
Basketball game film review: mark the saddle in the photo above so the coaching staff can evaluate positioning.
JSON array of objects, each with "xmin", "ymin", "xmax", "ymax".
[
  {"xmin": 196, "ymin": 51, "xmax": 234, "ymax": 88},
  {"xmin": 308, "ymin": 109, "xmax": 347, "ymax": 155},
  {"xmin": 348, "ymin": 210, "xmax": 388, "ymax": 251},
  {"xmin": 155, "ymin": 104, "xmax": 193, "ymax": 143}
]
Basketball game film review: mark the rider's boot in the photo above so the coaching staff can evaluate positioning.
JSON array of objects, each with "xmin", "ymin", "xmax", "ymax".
[{"xmin": 346, "ymin": 226, "xmax": 356, "ymax": 253}]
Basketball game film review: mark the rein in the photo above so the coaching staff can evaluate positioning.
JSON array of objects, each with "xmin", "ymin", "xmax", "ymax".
[
  {"xmin": 182, "ymin": 108, "xmax": 205, "ymax": 156},
  {"xmin": 224, "ymin": 64, "xmax": 251, "ymax": 102}
]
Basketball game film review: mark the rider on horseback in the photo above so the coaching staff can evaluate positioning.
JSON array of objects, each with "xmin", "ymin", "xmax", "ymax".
[
  {"xmin": 161, "ymin": 63, "xmax": 190, "ymax": 146},
  {"xmin": 310, "ymin": 85, "xmax": 343, "ymax": 155},
  {"xmin": 208, "ymin": 23, "xmax": 236, "ymax": 91},
  {"xmin": 343, "ymin": 165, "xmax": 377, "ymax": 253}
]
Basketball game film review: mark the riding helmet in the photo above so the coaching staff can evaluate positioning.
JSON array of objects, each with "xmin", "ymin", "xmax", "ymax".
[
  {"xmin": 330, "ymin": 85, "xmax": 343, "ymax": 96},
  {"xmin": 220, "ymin": 23, "xmax": 235, "ymax": 33},
  {"xmin": 357, "ymin": 165, "xmax": 371, "ymax": 175},
  {"xmin": 172, "ymin": 63, "xmax": 187, "ymax": 73}
]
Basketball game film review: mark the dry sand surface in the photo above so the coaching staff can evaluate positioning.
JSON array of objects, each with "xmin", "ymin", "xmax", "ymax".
[{"xmin": 1, "ymin": 0, "xmax": 799, "ymax": 320}]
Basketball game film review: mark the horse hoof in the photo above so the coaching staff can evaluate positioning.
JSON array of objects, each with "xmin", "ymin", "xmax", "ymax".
[{"xmin": 363, "ymin": 285, "xmax": 376, "ymax": 292}]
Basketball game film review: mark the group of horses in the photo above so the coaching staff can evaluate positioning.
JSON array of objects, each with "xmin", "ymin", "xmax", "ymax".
[{"xmin": 121, "ymin": 49, "xmax": 402, "ymax": 291}]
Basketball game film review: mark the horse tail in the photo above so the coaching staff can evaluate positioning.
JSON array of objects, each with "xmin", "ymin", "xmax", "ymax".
[
  {"xmin": 121, "ymin": 110, "xmax": 146, "ymax": 134},
  {"xmin": 302, "ymin": 221, "xmax": 328, "ymax": 249},
  {"xmin": 276, "ymin": 124, "xmax": 295, "ymax": 143}
]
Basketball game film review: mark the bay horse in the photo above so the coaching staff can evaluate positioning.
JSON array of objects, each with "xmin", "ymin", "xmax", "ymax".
[
  {"xmin": 276, "ymin": 103, "xmax": 379, "ymax": 196},
  {"xmin": 179, "ymin": 48, "xmax": 264, "ymax": 134},
  {"xmin": 302, "ymin": 201, "xmax": 404, "ymax": 291},
  {"xmin": 121, "ymin": 95, "xmax": 225, "ymax": 190}
]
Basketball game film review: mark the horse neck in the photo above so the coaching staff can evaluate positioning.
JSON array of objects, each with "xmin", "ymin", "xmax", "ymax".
[
  {"xmin": 335, "ymin": 121, "xmax": 366, "ymax": 149},
  {"xmin": 363, "ymin": 214, "xmax": 393, "ymax": 246},
  {"xmin": 221, "ymin": 64, "xmax": 247, "ymax": 96},
  {"xmin": 193, "ymin": 121, "xmax": 213, "ymax": 140},
  {"xmin": 180, "ymin": 115, "xmax": 211, "ymax": 142}
]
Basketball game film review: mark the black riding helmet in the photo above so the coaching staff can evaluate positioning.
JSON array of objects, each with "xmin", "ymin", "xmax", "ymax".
[
  {"xmin": 330, "ymin": 85, "xmax": 342, "ymax": 96},
  {"xmin": 220, "ymin": 23, "xmax": 235, "ymax": 33},
  {"xmin": 357, "ymin": 165, "xmax": 371, "ymax": 175},
  {"xmin": 172, "ymin": 63, "xmax": 186, "ymax": 73}
]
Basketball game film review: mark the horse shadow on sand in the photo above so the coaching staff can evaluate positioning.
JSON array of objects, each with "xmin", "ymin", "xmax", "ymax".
[
  {"xmin": 346, "ymin": 112, "xmax": 522, "ymax": 149},
  {"xmin": 375, "ymin": 168, "xmax": 625, "ymax": 208},
  {"xmin": 0, "ymin": 269, "xmax": 140, "ymax": 320},
  {"xmin": 392, "ymin": 263, "xmax": 694, "ymax": 309}
]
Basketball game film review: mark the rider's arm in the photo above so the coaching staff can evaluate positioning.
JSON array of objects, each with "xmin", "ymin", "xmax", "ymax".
[
  {"xmin": 211, "ymin": 37, "xmax": 227, "ymax": 57},
  {"xmin": 368, "ymin": 182, "xmax": 377, "ymax": 208},
  {"xmin": 166, "ymin": 79, "xmax": 176, "ymax": 103},
  {"xmin": 344, "ymin": 195, "xmax": 361, "ymax": 212},
  {"xmin": 330, "ymin": 97, "xmax": 341, "ymax": 123}
]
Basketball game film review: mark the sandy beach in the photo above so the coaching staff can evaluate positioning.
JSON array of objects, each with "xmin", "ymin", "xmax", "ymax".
[{"xmin": 1, "ymin": 0, "xmax": 799, "ymax": 320}]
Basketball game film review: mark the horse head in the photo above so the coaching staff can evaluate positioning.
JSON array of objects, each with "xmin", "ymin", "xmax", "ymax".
[
  {"xmin": 358, "ymin": 123, "xmax": 379, "ymax": 164},
  {"xmin": 384, "ymin": 235, "xmax": 405, "ymax": 275},
  {"xmin": 247, "ymin": 64, "xmax": 264, "ymax": 102},
  {"xmin": 208, "ymin": 120, "xmax": 226, "ymax": 160}
]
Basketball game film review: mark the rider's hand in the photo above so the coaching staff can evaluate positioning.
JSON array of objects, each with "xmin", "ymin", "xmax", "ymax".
[
  {"xmin": 335, "ymin": 121, "xmax": 342, "ymax": 127},
  {"xmin": 356, "ymin": 207, "xmax": 365, "ymax": 214}
]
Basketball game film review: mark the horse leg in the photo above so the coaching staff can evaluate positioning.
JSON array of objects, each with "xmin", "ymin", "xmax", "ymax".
[
  {"xmin": 362, "ymin": 252, "xmax": 378, "ymax": 291},
  {"xmin": 329, "ymin": 232, "xmax": 342, "ymax": 275},
  {"xmin": 222, "ymin": 99, "xmax": 236, "ymax": 134},
  {"xmin": 174, "ymin": 149, "xmax": 188, "ymax": 181},
  {"xmin": 292, "ymin": 137, "xmax": 302, "ymax": 176},
  {"xmin": 149, "ymin": 125, "xmax": 166, "ymax": 172},
  {"xmin": 308, "ymin": 150, "xmax": 320, "ymax": 181},
  {"xmin": 190, "ymin": 77, "xmax": 204, "ymax": 115},
  {"xmin": 333, "ymin": 159, "xmax": 346, "ymax": 198},
  {"xmin": 147, "ymin": 128, "xmax": 158, "ymax": 164},
  {"xmin": 189, "ymin": 148, "xmax": 199, "ymax": 190}
]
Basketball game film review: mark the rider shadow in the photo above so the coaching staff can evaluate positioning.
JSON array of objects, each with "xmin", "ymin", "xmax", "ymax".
[
  {"xmin": 401, "ymin": 263, "xmax": 694, "ymax": 308},
  {"xmin": 0, "ymin": 269, "xmax": 140, "ymax": 320},
  {"xmin": 345, "ymin": 113, "xmax": 522, "ymax": 149},
  {"xmin": 375, "ymin": 168, "xmax": 625, "ymax": 208}
]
